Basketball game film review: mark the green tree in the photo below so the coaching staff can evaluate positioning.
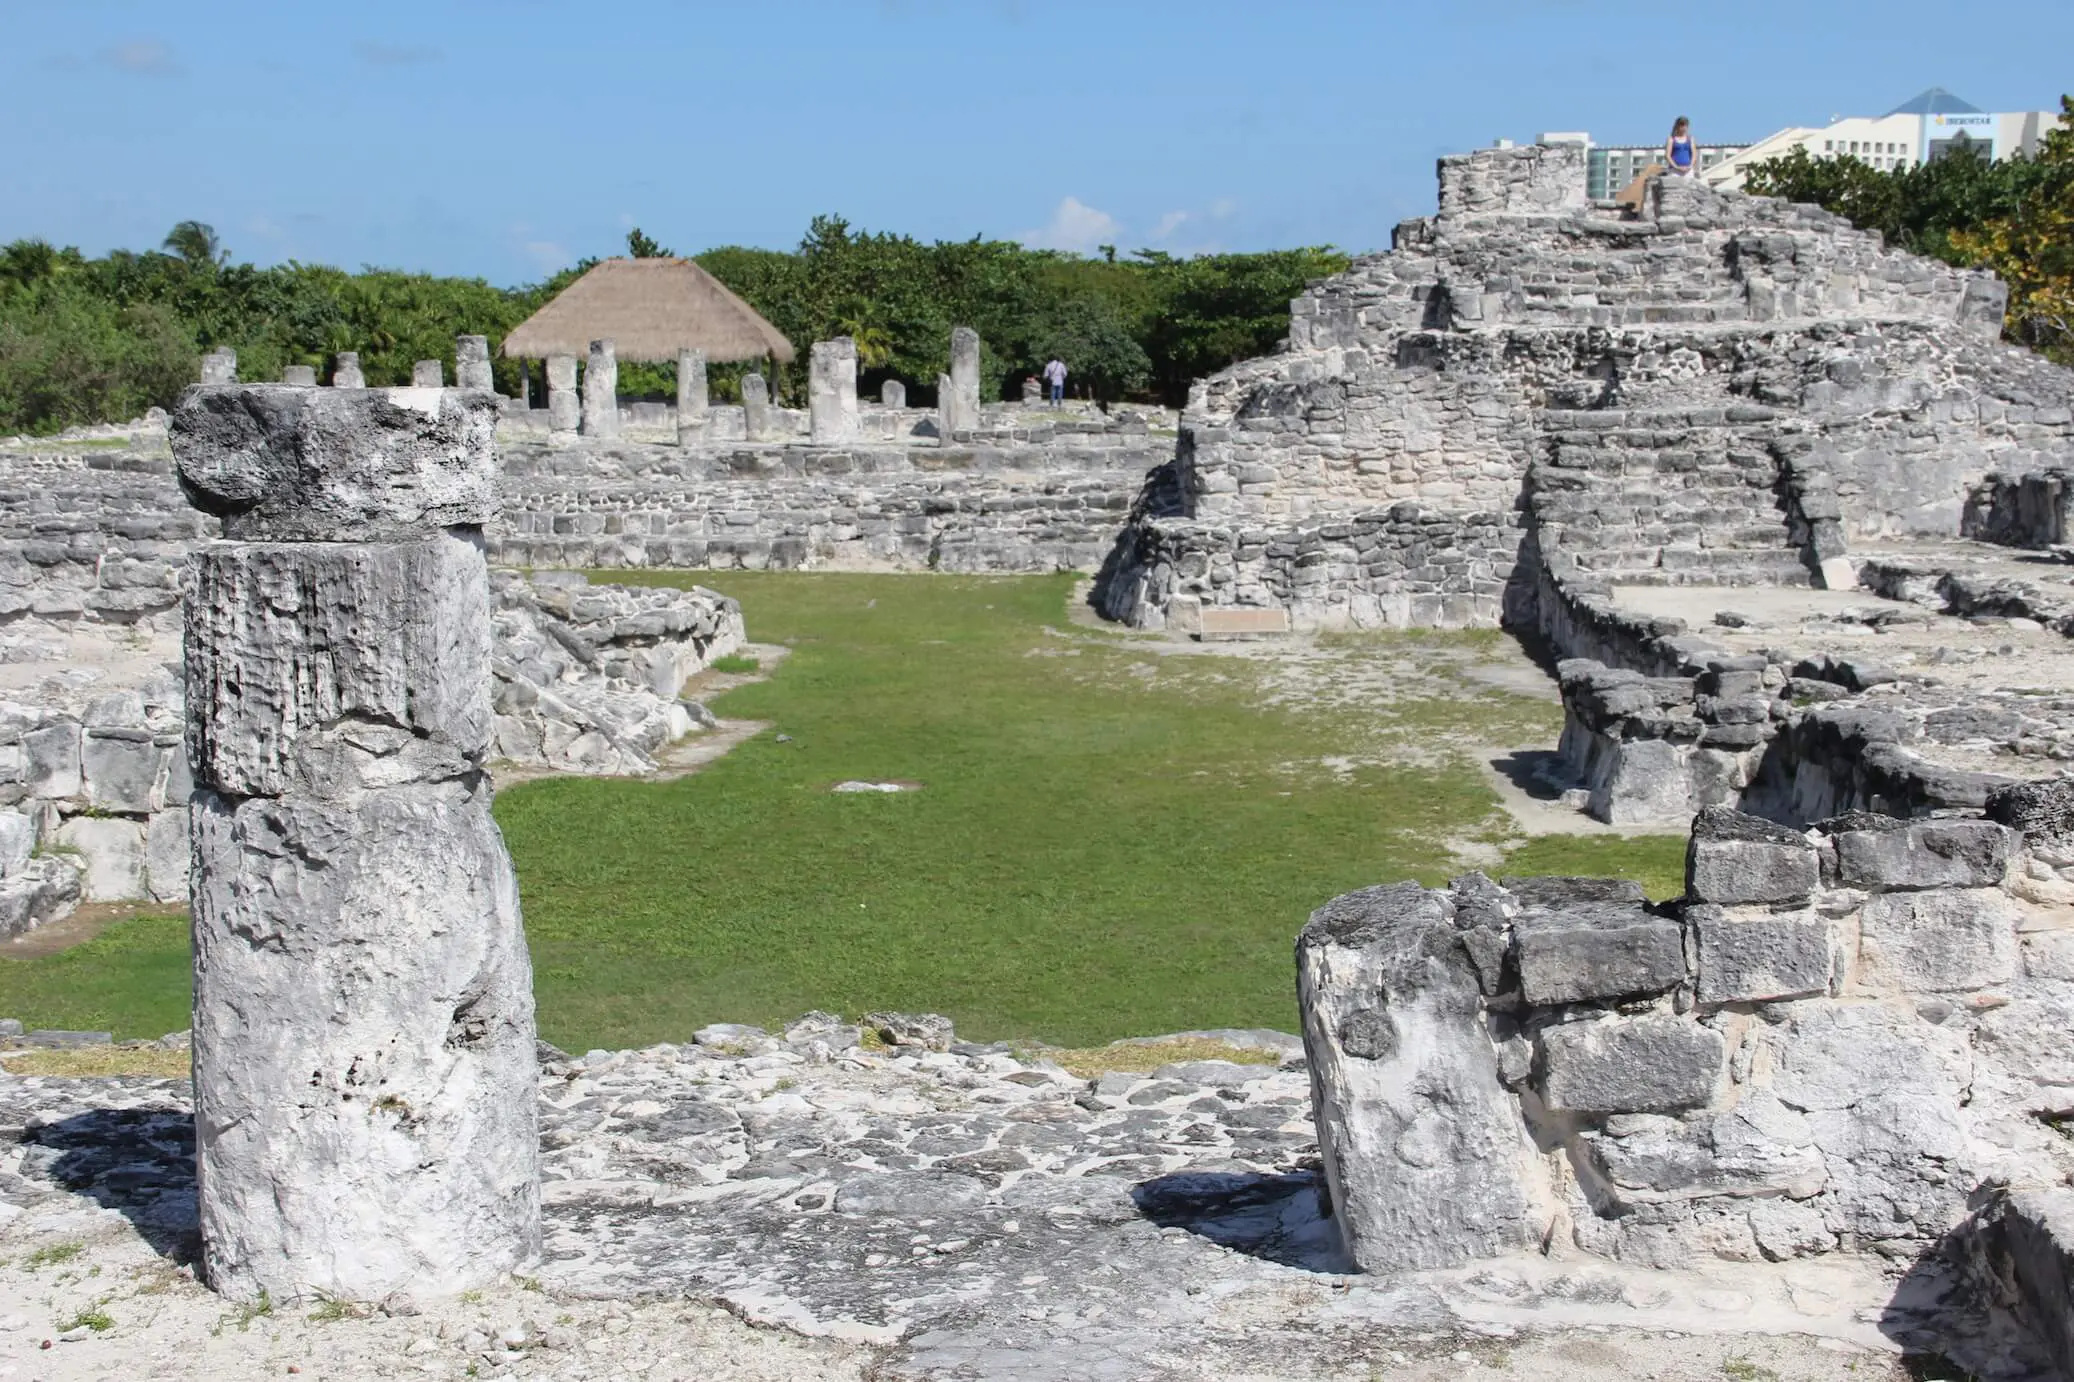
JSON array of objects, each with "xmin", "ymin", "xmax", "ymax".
[
  {"xmin": 626, "ymin": 227, "xmax": 673, "ymax": 259},
  {"xmin": 162, "ymin": 221, "xmax": 225, "ymax": 269}
]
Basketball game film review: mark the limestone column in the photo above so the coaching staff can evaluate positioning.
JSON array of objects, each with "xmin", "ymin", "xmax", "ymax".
[
  {"xmin": 742, "ymin": 372, "xmax": 771, "ymax": 441},
  {"xmin": 455, "ymin": 335, "xmax": 494, "ymax": 391},
  {"xmin": 881, "ymin": 379, "xmax": 906, "ymax": 408},
  {"xmin": 412, "ymin": 360, "xmax": 444, "ymax": 387},
  {"xmin": 942, "ymin": 326, "xmax": 981, "ymax": 435},
  {"xmin": 545, "ymin": 355, "xmax": 579, "ymax": 434},
  {"xmin": 169, "ymin": 384, "xmax": 540, "ymax": 1304},
  {"xmin": 200, "ymin": 349, "xmax": 237, "ymax": 385},
  {"xmin": 808, "ymin": 337, "xmax": 860, "ymax": 444},
  {"xmin": 332, "ymin": 353, "xmax": 365, "ymax": 389},
  {"xmin": 281, "ymin": 365, "xmax": 317, "ymax": 387},
  {"xmin": 581, "ymin": 339, "xmax": 620, "ymax": 439},
  {"xmin": 675, "ymin": 349, "xmax": 708, "ymax": 446}
]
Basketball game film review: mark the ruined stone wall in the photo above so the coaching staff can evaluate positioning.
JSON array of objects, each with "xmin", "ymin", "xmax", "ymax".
[
  {"xmin": 1098, "ymin": 145, "xmax": 2074, "ymax": 632},
  {"xmin": 1300, "ymin": 802, "xmax": 2074, "ymax": 1275}
]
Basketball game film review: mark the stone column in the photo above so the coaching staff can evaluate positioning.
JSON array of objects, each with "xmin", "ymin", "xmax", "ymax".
[
  {"xmin": 332, "ymin": 353, "xmax": 365, "ymax": 389},
  {"xmin": 455, "ymin": 335, "xmax": 494, "ymax": 391},
  {"xmin": 281, "ymin": 365, "xmax": 317, "ymax": 387},
  {"xmin": 742, "ymin": 372, "xmax": 771, "ymax": 441},
  {"xmin": 942, "ymin": 326, "xmax": 981, "ymax": 435},
  {"xmin": 168, "ymin": 384, "xmax": 539, "ymax": 1304},
  {"xmin": 675, "ymin": 349, "xmax": 708, "ymax": 446},
  {"xmin": 808, "ymin": 337, "xmax": 860, "ymax": 445},
  {"xmin": 200, "ymin": 349, "xmax": 237, "ymax": 385},
  {"xmin": 517, "ymin": 360, "xmax": 532, "ymax": 411},
  {"xmin": 545, "ymin": 355, "xmax": 579, "ymax": 434},
  {"xmin": 412, "ymin": 360, "xmax": 444, "ymax": 388},
  {"xmin": 581, "ymin": 339, "xmax": 619, "ymax": 439},
  {"xmin": 881, "ymin": 379, "xmax": 906, "ymax": 408}
]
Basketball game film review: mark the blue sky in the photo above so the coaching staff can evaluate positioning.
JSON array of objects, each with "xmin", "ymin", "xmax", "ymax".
[{"xmin": 4, "ymin": 0, "xmax": 2069, "ymax": 286}]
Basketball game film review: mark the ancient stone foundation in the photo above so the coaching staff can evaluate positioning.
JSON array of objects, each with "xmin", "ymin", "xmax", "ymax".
[
  {"xmin": 1300, "ymin": 801, "xmax": 2074, "ymax": 1278},
  {"xmin": 169, "ymin": 383, "xmax": 540, "ymax": 1301}
]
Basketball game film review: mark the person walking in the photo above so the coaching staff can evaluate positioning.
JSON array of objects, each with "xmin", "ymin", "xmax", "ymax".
[
  {"xmin": 1664, "ymin": 116, "xmax": 1698, "ymax": 179},
  {"xmin": 1043, "ymin": 356, "xmax": 1067, "ymax": 407}
]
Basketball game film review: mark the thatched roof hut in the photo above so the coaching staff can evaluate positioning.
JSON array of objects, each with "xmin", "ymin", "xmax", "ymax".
[{"xmin": 501, "ymin": 258, "xmax": 796, "ymax": 364}]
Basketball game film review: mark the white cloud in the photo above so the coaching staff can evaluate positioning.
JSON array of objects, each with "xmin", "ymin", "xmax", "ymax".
[
  {"xmin": 101, "ymin": 40, "xmax": 180, "ymax": 76},
  {"xmin": 522, "ymin": 240, "xmax": 571, "ymax": 272},
  {"xmin": 1020, "ymin": 196, "xmax": 1122, "ymax": 254},
  {"xmin": 1149, "ymin": 210, "xmax": 1190, "ymax": 242}
]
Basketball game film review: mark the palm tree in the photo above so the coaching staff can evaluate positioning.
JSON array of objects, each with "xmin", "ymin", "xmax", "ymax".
[{"xmin": 162, "ymin": 221, "xmax": 225, "ymax": 269}]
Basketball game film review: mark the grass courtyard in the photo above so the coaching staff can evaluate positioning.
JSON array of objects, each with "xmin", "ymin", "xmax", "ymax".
[{"xmin": 0, "ymin": 573, "xmax": 1684, "ymax": 1049}]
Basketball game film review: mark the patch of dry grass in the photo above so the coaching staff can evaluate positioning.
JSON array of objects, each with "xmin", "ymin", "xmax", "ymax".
[
  {"xmin": 0, "ymin": 1045, "xmax": 190, "ymax": 1078},
  {"xmin": 1035, "ymin": 1036, "xmax": 1282, "ymax": 1080}
]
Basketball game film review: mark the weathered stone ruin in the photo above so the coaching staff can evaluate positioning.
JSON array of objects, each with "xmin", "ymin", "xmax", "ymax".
[{"xmin": 171, "ymin": 382, "xmax": 541, "ymax": 1301}]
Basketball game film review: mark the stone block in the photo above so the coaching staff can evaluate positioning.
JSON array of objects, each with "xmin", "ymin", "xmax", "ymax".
[
  {"xmin": 1690, "ymin": 904, "xmax": 1838, "ymax": 1003},
  {"xmin": 808, "ymin": 337, "xmax": 861, "ymax": 445},
  {"xmin": 83, "ymin": 732, "xmax": 167, "ymax": 814},
  {"xmin": 172, "ymin": 385, "xmax": 499, "ymax": 540},
  {"xmin": 331, "ymin": 352, "xmax": 365, "ymax": 389},
  {"xmin": 1582, "ymin": 1092, "xmax": 1827, "ymax": 1207},
  {"xmin": 191, "ymin": 782, "xmax": 539, "ymax": 1300},
  {"xmin": 22, "ymin": 723, "xmax": 82, "ymax": 799},
  {"xmin": 55, "ymin": 814, "xmax": 148, "ymax": 901},
  {"xmin": 1197, "ymin": 606, "xmax": 1290, "ymax": 640},
  {"xmin": 1588, "ymin": 737, "xmax": 1695, "ymax": 826},
  {"xmin": 146, "ymin": 806, "xmax": 190, "ymax": 904},
  {"xmin": 281, "ymin": 365, "xmax": 317, "ymax": 387},
  {"xmin": 1687, "ymin": 806, "xmax": 1818, "ymax": 904},
  {"xmin": 1513, "ymin": 898, "xmax": 1686, "ymax": 1005},
  {"xmin": 1986, "ymin": 777, "xmax": 2074, "ymax": 850},
  {"xmin": 454, "ymin": 335, "xmax": 493, "ymax": 391},
  {"xmin": 881, "ymin": 379, "xmax": 906, "ymax": 408},
  {"xmin": 1856, "ymin": 887, "xmax": 2020, "ymax": 992},
  {"xmin": 185, "ymin": 535, "xmax": 492, "ymax": 797},
  {"xmin": 0, "ymin": 857, "xmax": 81, "ymax": 940},
  {"xmin": 1297, "ymin": 881, "xmax": 1542, "ymax": 1271},
  {"xmin": 580, "ymin": 340, "xmax": 620, "ymax": 439},
  {"xmin": 1833, "ymin": 819, "xmax": 2017, "ymax": 891},
  {"xmin": 1540, "ymin": 1014, "xmax": 1725, "ymax": 1114},
  {"xmin": 1772, "ymin": 1003, "xmax": 1970, "ymax": 1112},
  {"xmin": 0, "ymin": 809, "xmax": 33, "ymax": 878},
  {"xmin": 411, "ymin": 360, "xmax": 443, "ymax": 387}
]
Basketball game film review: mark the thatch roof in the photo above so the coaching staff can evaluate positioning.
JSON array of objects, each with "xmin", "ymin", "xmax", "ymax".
[{"xmin": 500, "ymin": 258, "xmax": 796, "ymax": 364}]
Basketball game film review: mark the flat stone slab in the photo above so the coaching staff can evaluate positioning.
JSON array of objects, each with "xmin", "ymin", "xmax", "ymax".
[
  {"xmin": 2, "ymin": 1038, "xmax": 2032, "ymax": 1379},
  {"xmin": 1198, "ymin": 607, "xmax": 1291, "ymax": 640}
]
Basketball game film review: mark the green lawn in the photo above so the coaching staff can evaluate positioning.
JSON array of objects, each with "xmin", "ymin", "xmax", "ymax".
[{"xmin": 0, "ymin": 572, "xmax": 1685, "ymax": 1048}]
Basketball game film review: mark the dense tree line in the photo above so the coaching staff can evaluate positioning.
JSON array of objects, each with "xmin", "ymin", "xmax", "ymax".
[
  {"xmin": 0, "ymin": 216, "xmax": 1348, "ymax": 436},
  {"xmin": 1742, "ymin": 96, "xmax": 2073, "ymax": 362}
]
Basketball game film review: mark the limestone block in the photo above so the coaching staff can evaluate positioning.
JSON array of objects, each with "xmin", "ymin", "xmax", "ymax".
[
  {"xmin": 1856, "ymin": 887, "xmax": 2019, "ymax": 992},
  {"xmin": 1540, "ymin": 1014, "xmax": 1725, "ymax": 1114},
  {"xmin": 1686, "ymin": 806, "xmax": 1818, "ymax": 905},
  {"xmin": 1582, "ymin": 1093, "xmax": 1827, "ymax": 1207},
  {"xmin": 454, "ymin": 335, "xmax": 493, "ymax": 391},
  {"xmin": 1833, "ymin": 819, "xmax": 2017, "ymax": 891},
  {"xmin": 808, "ymin": 338, "xmax": 861, "ymax": 445},
  {"xmin": 191, "ymin": 782, "xmax": 539, "ymax": 1301},
  {"xmin": 185, "ymin": 536, "xmax": 491, "ymax": 797},
  {"xmin": 1689, "ymin": 905, "xmax": 1838, "ymax": 1003},
  {"xmin": 55, "ymin": 814, "xmax": 148, "ymax": 902},
  {"xmin": 145, "ymin": 806, "xmax": 189, "ymax": 904},
  {"xmin": 0, "ymin": 856, "xmax": 81, "ymax": 940},
  {"xmin": 581, "ymin": 339, "xmax": 619, "ymax": 439},
  {"xmin": 742, "ymin": 373, "xmax": 772, "ymax": 441},
  {"xmin": 412, "ymin": 360, "xmax": 443, "ymax": 388},
  {"xmin": 545, "ymin": 355, "xmax": 580, "ymax": 434},
  {"xmin": 0, "ymin": 810, "xmax": 32, "ymax": 877},
  {"xmin": 881, "ymin": 379, "xmax": 906, "ymax": 408},
  {"xmin": 172, "ymin": 385, "xmax": 499, "ymax": 541},
  {"xmin": 675, "ymin": 349, "xmax": 708, "ymax": 444},
  {"xmin": 1513, "ymin": 899, "xmax": 1686, "ymax": 1005},
  {"xmin": 331, "ymin": 352, "xmax": 365, "ymax": 389},
  {"xmin": 83, "ymin": 731, "xmax": 166, "ymax": 814},
  {"xmin": 1975, "ymin": 999, "xmax": 2074, "ymax": 1113},
  {"xmin": 1296, "ymin": 881, "xmax": 1543, "ymax": 1271},
  {"xmin": 281, "ymin": 365, "xmax": 317, "ymax": 387},
  {"xmin": 1771, "ymin": 1003, "xmax": 1970, "ymax": 1113},
  {"xmin": 1588, "ymin": 737, "xmax": 1695, "ymax": 825},
  {"xmin": 200, "ymin": 348, "xmax": 238, "ymax": 385},
  {"xmin": 943, "ymin": 327, "xmax": 981, "ymax": 434},
  {"xmin": 22, "ymin": 722, "xmax": 82, "ymax": 799}
]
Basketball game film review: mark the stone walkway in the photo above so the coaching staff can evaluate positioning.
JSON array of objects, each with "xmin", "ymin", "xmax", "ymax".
[{"xmin": 3, "ymin": 1024, "xmax": 2050, "ymax": 1380}]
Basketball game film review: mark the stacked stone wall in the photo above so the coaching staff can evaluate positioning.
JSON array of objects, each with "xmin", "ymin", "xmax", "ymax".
[{"xmin": 1300, "ymin": 802, "xmax": 2074, "ymax": 1275}]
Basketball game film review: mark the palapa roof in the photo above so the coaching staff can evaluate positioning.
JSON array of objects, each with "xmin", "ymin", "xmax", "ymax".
[{"xmin": 500, "ymin": 257, "xmax": 796, "ymax": 364}]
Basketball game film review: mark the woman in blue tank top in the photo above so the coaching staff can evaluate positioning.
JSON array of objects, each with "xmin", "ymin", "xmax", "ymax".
[{"xmin": 1665, "ymin": 116, "xmax": 1696, "ymax": 177}]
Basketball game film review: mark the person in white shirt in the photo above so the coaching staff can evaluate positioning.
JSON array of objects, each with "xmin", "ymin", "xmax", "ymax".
[{"xmin": 1043, "ymin": 358, "xmax": 1067, "ymax": 406}]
